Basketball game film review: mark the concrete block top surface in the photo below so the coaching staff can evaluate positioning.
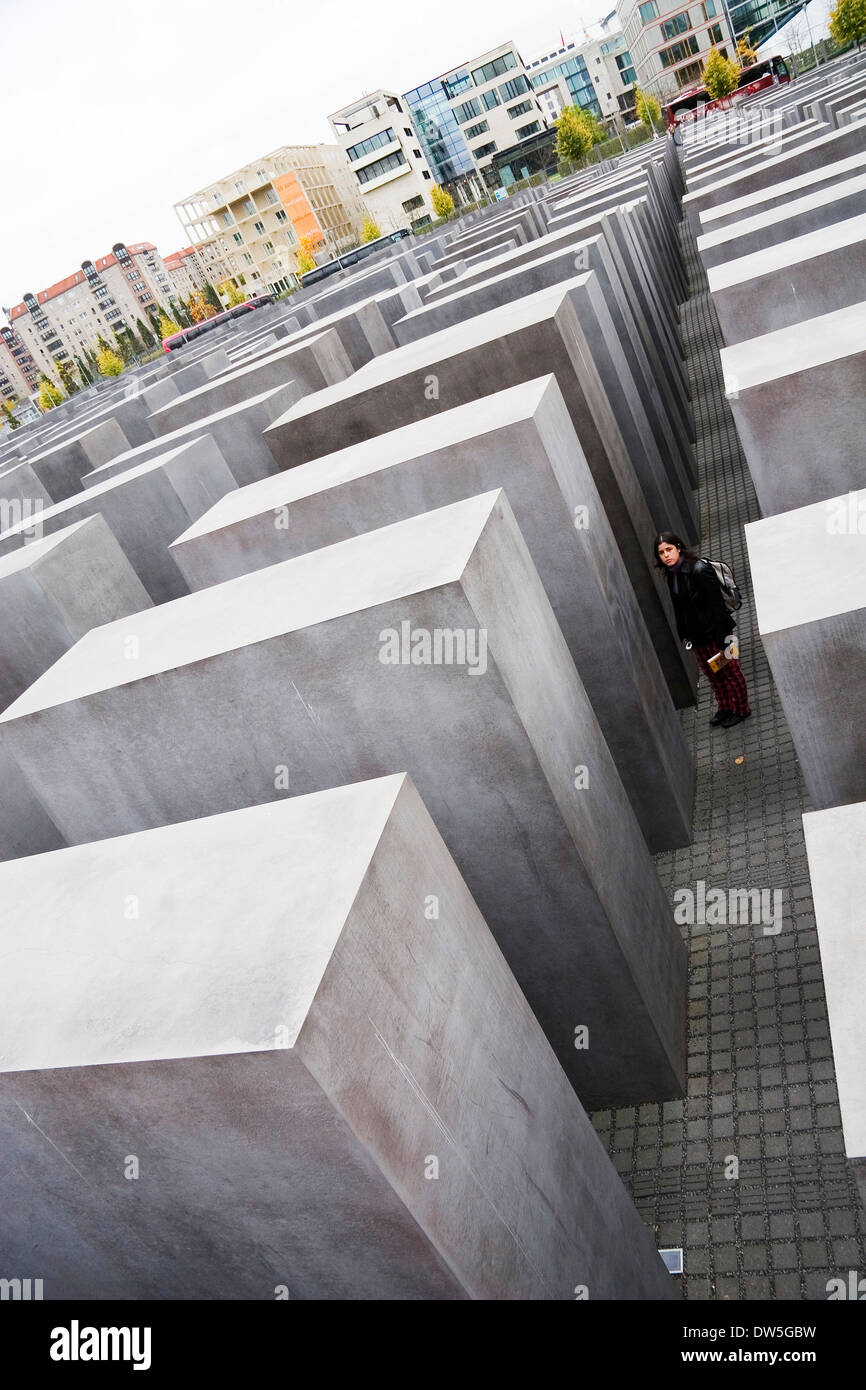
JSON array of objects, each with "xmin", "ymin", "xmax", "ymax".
[
  {"xmin": 698, "ymin": 150, "xmax": 866, "ymax": 227},
  {"xmin": 745, "ymin": 487, "xmax": 866, "ymax": 633},
  {"xmin": 267, "ymin": 277, "xmax": 594, "ymax": 428},
  {"xmin": 706, "ymin": 213, "xmax": 866, "ymax": 291},
  {"xmin": 697, "ymin": 172, "xmax": 866, "ymax": 251},
  {"xmin": 802, "ymin": 801, "xmax": 866, "ymax": 1157},
  {"xmin": 1, "ymin": 490, "xmax": 506, "ymax": 720},
  {"xmin": 151, "ymin": 334, "xmax": 327, "ymax": 410},
  {"xmin": 684, "ymin": 121, "xmax": 866, "ymax": 205},
  {"xmin": 177, "ymin": 379, "xmax": 554, "ymax": 541},
  {"xmin": 0, "ymin": 515, "xmax": 98, "ymax": 577},
  {"xmin": 0, "ymin": 775, "xmax": 409, "ymax": 1070},
  {"xmin": 721, "ymin": 301, "xmax": 866, "ymax": 393}
]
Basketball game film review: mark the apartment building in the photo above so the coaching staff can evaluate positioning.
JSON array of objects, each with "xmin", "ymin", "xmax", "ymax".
[
  {"xmin": 328, "ymin": 92, "xmax": 437, "ymax": 233},
  {"xmin": 163, "ymin": 245, "xmax": 210, "ymax": 300},
  {"xmin": 527, "ymin": 25, "xmax": 638, "ymax": 124},
  {"xmin": 618, "ymin": 0, "xmax": 735, "ymax": 97},
  {"xmin": 436, "ymin": 42, "xmax": 553, "ymax": 187},
  {"xmin": 4, "ymin": 243, "xmax": 175, "ymax": 380},
  {"xmin": 0, "ymin": 325, "xmax": 40, "ymax": 403},
  {"xmin": 175, "ymin": 147, "xmax": 367, "ymax": 292}
]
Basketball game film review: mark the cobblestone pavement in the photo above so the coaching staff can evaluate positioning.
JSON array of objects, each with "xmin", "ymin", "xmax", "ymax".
[{"xmin": 589, "ymin": 221, "xmax": 866, "ymax": 1301}]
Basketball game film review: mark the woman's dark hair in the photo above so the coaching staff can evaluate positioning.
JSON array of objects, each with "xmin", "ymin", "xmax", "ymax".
[{"xmin": 652, "ymin": 532, "xmax": 699, "ymax": 569}]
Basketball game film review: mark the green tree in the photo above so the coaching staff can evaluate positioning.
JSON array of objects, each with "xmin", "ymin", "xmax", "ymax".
[
  {"xmin": 202, "ymin": 281, "xmax": 223, "ymax": 314},
  {"xmin": 136, "ymin": 317, "xmax": 156, "ymax": 349},
  {"xmin": 158, "ymin": 312, "xmax": 181, "ymax": 339},
  {"xmin": 37, "ymin": 374, "xmax": 65, "ymax": 410},
  {"xmin": 187, "ymin": 289, "xmax": 219, "ymax": 323},
  {"xmin": 218, "ymin": 279, "xmax": 246, "ymax": 306},
  {"xmin": 1, "ymin": 399, "xmax": 21, "ymax": 429},
  {"xmin": 361, "ymin": 216, "xmax": 382, "ymax": 241},
  {"xmin": 830, "ymin": 0, "xmax": 866, "ymax": 47},
  {"xmin": 75, "ymin": 354, "xmax": 93, "ymax": 385},
  {"xmin": 634, "ymin": 88, "xmax": 662, "ymax": 130},
  {"xmin": 56, "ymin": 358, "xmax": 80, "ymax": 395},
  {"xmin": 96, "ymin": 335, "xmax": 113, "ymax": 355},
  {"xmin": 96, "ymin": 347, "xmax": 124, "ymax": 377},
  {"xmin": 430, "ymin": 185, "xmax": 455, "ymax": 219},
  {"xmin": 702, "ymin": 47, "xmax": 741, "ymax": 99},
  {"xmin": 555, "ymin": 105, "xmax": 606, "ymax": 163},
  {"xmin": 113, "ymin": 328, "xmax": 135, "ymax": 364},
  {"xmin": 737, "ymin": 32, "xmax": 759, "ymax": 64}
]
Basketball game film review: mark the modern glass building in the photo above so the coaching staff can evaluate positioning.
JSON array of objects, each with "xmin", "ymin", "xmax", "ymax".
[
  {"xmin": 527, "ymin": 54, "xmax": 601, "ymax": 117},
  {"xmin": 402, "ymin": 74, "xmax": 476, "ymax": 186}
]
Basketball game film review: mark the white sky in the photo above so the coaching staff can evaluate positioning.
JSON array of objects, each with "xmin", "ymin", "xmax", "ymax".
[{"xmin": 1, "ymin": 0, "xmax": 833, "ymax": 312}]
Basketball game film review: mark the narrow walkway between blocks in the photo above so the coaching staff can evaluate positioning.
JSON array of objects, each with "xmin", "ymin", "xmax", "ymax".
[{"xmin": 589, "ymin": 219, "xmax": 866, "ymax": 1301}]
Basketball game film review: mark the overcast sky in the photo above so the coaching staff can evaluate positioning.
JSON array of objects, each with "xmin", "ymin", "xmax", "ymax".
[{"xmin": 1, "ymin": 0, "xmax": 833, "ymax": 313}]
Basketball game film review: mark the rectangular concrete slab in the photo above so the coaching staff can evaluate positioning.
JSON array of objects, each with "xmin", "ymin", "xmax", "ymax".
[
  {"xmin": 697, "ymin": 172, "xmax": 866, "ymax": 268},
  {"xmin": 265, "ymin": 279, "xmax": 696, "ymax": 707},
  {"xmin": 723, "ymin": 303, "xmax": 866, "ymax": 514},
  {"xmin": 0, "ymin": 777, "xmax": 676, "ymax": 1300},
  {"xmin": 745, "ymin": 487, "xmax": 866, "ymax": 809},
  {"xmin": 1, "ymin": 491, "xmax": 687, "ymax": 1109},
  {"xmin": 802, "ymin": 801, "xmax": 866, "ymax": 1166},
  {"xmin": 172, "ymin": 377, "xmax": 693, "ymax": 853}
]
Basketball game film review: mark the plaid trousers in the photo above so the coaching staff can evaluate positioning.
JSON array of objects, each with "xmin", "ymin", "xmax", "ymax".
[{"xmin": 693, "ymin": 642, "xmax": 750, "ymax": 716}]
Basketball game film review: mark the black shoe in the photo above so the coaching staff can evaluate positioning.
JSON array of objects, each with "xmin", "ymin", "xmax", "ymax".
[
  {"xmin": 720, "ymin": 711, "xmax": 751, "ymax": 728},
  {"xmin": 709, "ymin": 711, "xmax": 725, "ymax": 726}
]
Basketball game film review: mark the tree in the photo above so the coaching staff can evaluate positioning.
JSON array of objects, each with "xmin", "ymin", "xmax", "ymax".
[
  {"xmin": 702, "ymin": 47, "xmax": 741, "ymax": 100},
  {"xmin": 136, "ymin": 317, "xmax": 156, "ymax": 349},
  {"xmin": 37, "ymin": 374, "xmax": 64, "ymax": 410},
  {"xmin": 112, "ymin": 328, "xmax": 135, "ymax": 364},
  {"xmin": 295, "ymin": 232, "xmax": 324, "ymax": 275},
  {"xmin": 1, "ymin": 400, "xmax": 21, "ymax": 429},
  {"xmin": 218, "ymin": 279, "xmax": 246, "ymax": 306},
  {"xmin": 75, "ymin": 354, "xmax": 94, "ymax": 385},
  {"xmin": 158, "ymin": 312, "xmax": 180, "ymax": 339},
  {"xmin": 202, "ymin": 281, "xmax": 223, "ymax": 314},
  {"xmin": 96, "ymin": 347, "xmax": 124, "ymax": 377},
  {"xmin": 737, "ymin": 32, "xmax": 759, "ymax": 64},
  {"xmin": 96, "ymin": 335, "xmax": 114, "ymax": 355},
  {"xmin": 56, "ymin": 358, "xmax": 80, "ymax": 395},
  {"xmin": 830, "ymin": 0, "xmax": 866, "ymax": 48},
  {"xmin": 187, "ymin": 289, "xmax": 218, "ymax": 324},
  {"xmin": 634, "ymin": 88, "xmax": 662, "ymax": 130},
  {"xmin": 555, "ymin": 105, "xmax": 606, "ymax": 164},
  {"xmin": 430, "ymin": 185, "xmax": 455, "ymax": 219},
  {"xmin": 361, "ymin": 216, "xmax": 382, "ymax": 241}
]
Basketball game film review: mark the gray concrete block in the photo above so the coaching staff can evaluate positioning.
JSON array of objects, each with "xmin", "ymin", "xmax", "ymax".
[
  {"xmin": 172, "ymin": 376, "xmax": 693, "ymax": 852},
  {"xmin": 708, "ymin": 214, "xmax": 866, "ymax": 345},
  {"xmin": 1, "ymin": 491, "xmax": 688, "ymax": 1108},
  {"xmin": 746, "ymin": 488, "xmax": 866, "ymax": 809},
  {"xmin": 723, "ymin": 302, "xmax": 866, "ymax": 514},
  {"xmin": 265, "ymin": 279, "xmax": 696, "ymax": 707},
  {"xmin": 698, "ymin": 150, "xmax": 866, "ymax": 234},
  {"xmin": 697, "ymin": 172, "xmax": 866, "ymax": 268},
  {"xmin": 0, "ymin": 777, "xmax": 677, "ymax": 1300},
  {"xmin": 0, "ymin": 436, "xmax": 238, "ymax": 604},
  {"xmin": 0, "ymin": 515, "xmax": 151, "ymax": 710},
  {"xmin": 802, "ymin": 801, "xmax": 866, "ymax": 1169}
]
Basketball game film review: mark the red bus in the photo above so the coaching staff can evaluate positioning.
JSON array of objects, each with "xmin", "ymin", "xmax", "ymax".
[
  {"xmin": 161, "ymin": 293, "xmax": 275, "ymax": 352},
  {"xmin": 664, "ymin": 56, "xmax": 791, "ymax": 130}
]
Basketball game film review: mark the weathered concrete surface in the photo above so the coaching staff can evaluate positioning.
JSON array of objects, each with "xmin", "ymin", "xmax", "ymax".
[
  {"xmin": 723, "ymin": 303, "xmax": 866, "ymax": 514},
  {"xmin": 802, "ymin": 801, "xmax": 866, "ymax": 1172},
  {"xmin": 708, "ymin": 215, "xmax": 866, "ymax": 345},
  {"xmin": 172, "ymin": 377, "xmax": 693, "ymax": 852},
  {"xmin": 265, "ymin": 279, "xmax": 697, "ymax": 707},
  {"xmin": 0, "ymin": 515, "xmax": 152, "ymax": 709},
  {"xmin": 0, "ymin": 777, "xmax": 677, "ymax": 1300},
  {"xmin": 697, "ymin": 150, "xmax": 866, "ymax": 234},
  {"xmin": 1, "ymin": 491, "xmax": 687, "ymax": 1108},
  {"xmin": 0, "ymin": 436, "xmax": 238, "ymax": 603},
  {"xmin": 746, "ymin": 488, "xmax": 866, "ymax": 809},
  {"xmin": 697, "ymin": 172, "xmax": 866, "ymax": 268}
]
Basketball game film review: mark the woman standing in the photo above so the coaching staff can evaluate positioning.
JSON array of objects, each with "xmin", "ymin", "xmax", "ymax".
[{"xmin": 655, "ymin": 532, "xmax": 751, "ymax": 728}]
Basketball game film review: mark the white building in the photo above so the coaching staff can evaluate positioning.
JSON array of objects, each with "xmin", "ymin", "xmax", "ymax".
[
  {"xmin": 441, "ymin": 41, "xmax": 549, "ymax": 185},
  {"xmin": 328, "ymin": 91, "xmax": 437, "ymax": 233},
  {"xmin": 617, "ymin": 0, "xmax": 734, "ymax": 99}
]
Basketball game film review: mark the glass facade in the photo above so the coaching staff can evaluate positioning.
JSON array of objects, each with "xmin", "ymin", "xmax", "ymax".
[
  {"xmin": 403, "ymin": 77, "xmax": 475, "ymax": 184},
  {"xmin": 528, "ymin": 55, "xmax": 600, "ymax": 117}
]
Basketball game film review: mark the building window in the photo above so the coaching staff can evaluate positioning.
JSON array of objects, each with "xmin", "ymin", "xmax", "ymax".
[
  {"xmin": 442, "ymin": 71, "xmax": 473, "ymax": 99},
  {"xmin": 507, "ymin": 99, "xmax": 534, "ymax": 118},
  {"xmin": 402, "ymin": 194, "xmax": 424, "ymax": 211},
  {"xmin": 472, "ymin": 141, "xmax": 497, "ymax": 157},
  {"xmin": 242, "ymin": 253, "xmax": 253, "ymax": 266},
  {"xmin": 702, "ymin": 0, "xmax": 717, "ymax": 15},
  {"xmin": 453, "ymin": 96, "xmax": 483, "ymax": 123},
  {"xmin": 254, "ymin": 221, "xmax": 265, "ymax": 234},
  {"xmin": 235, "ymin": 180, "xmax": 245, "ymax": 193},
  {"xmin": 515, "ymin": 121, "xmax": 541, "ymax": 138},
  {"xmin": 482, "ymin": 88, "xmax": 502, "ymax": 110},
  {"xmin": 355, "ymin": 150, "xmax": 411, "ymax": 184},
  {"xmin": 243, "ymin": 199, "xmax": 256, "ymax": 215},
  {"xmin": 498, "ymin": 75, "xmax": 530, "ymax": 101},
  {"xmin": 639, "ymin": 0, "xmax": 658, "ymax": 19},
  {"xmin": 464, "ymin": 119, "xmax": 490, "ymax": 138},
  {"xmin": 616, "ymin": 53, "xmax": 637, "ymax": 85},
  {"xmin": 275, "ymin": 209, "xmax": 287, "ymax": 222},
  {"xmin": 413, "ymin": 148, "xmax": 422, "ymax": 158},
  {"xmin": 677, "ymin": 59, "xmax": 704, "ymax": 84},
  {"xmin": 266, "ymin": 189, "xmax": 278, "ymax": 204},
  {"xmin": 222, "ymin": 211, "xmax": 233, "ymax": 226},
  {"xmin": 661, "ymin": 11, "xmax": 691, "ymax": 39},
  {"xmin": 346, "ymin": 127, "xmax": 395, "ymax": 161},
  {"xmin": 422, "ymin": 170, "xmax": 431, "ymax": 179},
  {"xmin": 471, "ymin": 51, "xmax": 517, "ymax": 86},
  {"xmin": 709, "ymin": 21, "xmax": 724, "ymax": 41},
  {"xmin": 659, "ymin": 35, "xmax": 700, "ymax": 66},
  {"xmin": 233, "ymin": 232, "xmax": 243, "ymax": 244}
]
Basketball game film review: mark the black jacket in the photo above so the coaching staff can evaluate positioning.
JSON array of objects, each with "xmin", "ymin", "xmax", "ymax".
[{"xmin": 664, "ymin": 557, "xmax": 734, "ymax": 648}]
